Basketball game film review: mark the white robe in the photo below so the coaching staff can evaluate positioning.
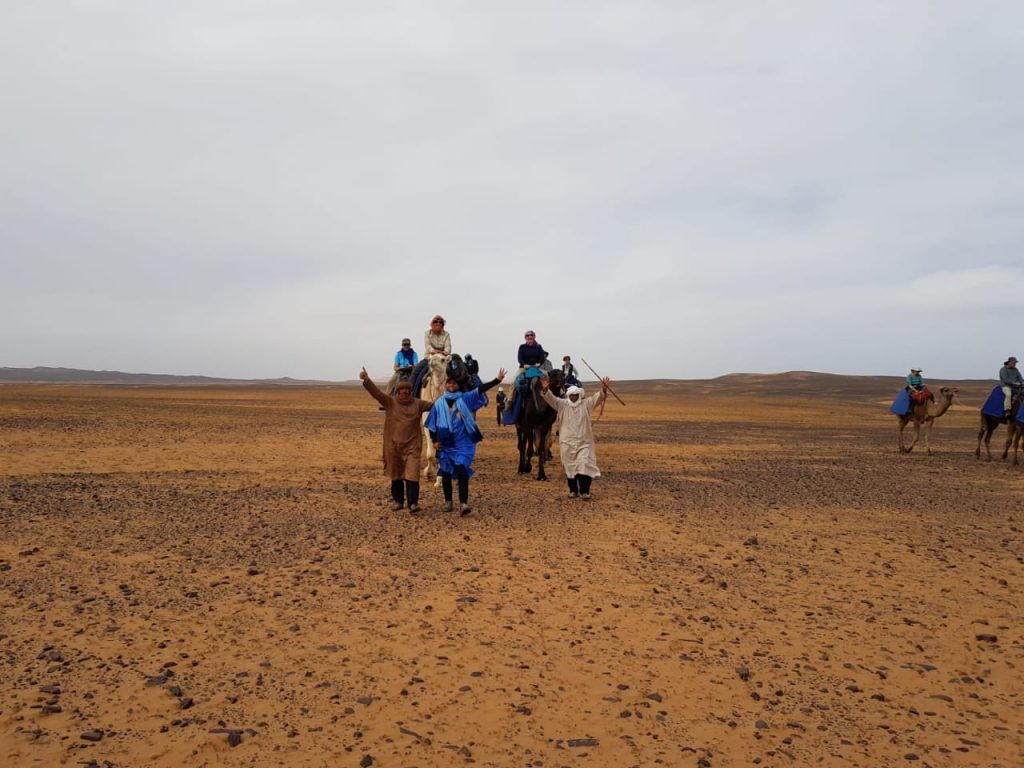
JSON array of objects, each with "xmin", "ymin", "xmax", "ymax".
[{"xmin": 541, "ymin": 389, "xmax": 606, "ymax": 478}]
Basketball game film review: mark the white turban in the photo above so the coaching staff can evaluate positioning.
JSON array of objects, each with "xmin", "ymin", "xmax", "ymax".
[{"xmin": 566, "ymin": 385, "xmax": 584, "ymax": 403}]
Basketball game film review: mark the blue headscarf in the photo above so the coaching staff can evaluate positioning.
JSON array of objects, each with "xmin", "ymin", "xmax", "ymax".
[{"xmin": 427, "ymin": 391, "xmax": 483, "ymax": 447}]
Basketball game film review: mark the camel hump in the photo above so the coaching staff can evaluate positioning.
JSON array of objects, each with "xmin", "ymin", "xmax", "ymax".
[{"xmin": 980, "ymin": 386, "xmax": 1005, "ymax": 419}]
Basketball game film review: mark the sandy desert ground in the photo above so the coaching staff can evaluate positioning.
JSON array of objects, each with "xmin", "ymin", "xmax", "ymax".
[{"xmin": 0, "ymin": 381, "xmax": 1021, "ymax": 767}]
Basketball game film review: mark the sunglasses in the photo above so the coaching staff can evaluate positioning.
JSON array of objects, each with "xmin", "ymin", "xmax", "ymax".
[{"xmin": 525, "ymin": 334, "xmax": 535, "ymax": 338}]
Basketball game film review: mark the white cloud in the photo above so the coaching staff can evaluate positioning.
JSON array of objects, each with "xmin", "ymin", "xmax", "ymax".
[{"xmin": 1, "ymin": 2, "xmax": 1022, "ymax": 379}]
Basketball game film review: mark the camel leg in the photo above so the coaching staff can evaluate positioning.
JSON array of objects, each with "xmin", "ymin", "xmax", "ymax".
[
  {"xmin": 897, "ymin": 419, "xmax": 907, "ymax": 453},
  {"xmin": 905, "ymin": 420, "xmax": 920, "ymax": 454},
  {"xmin": 535, "ymin": 427, "xmax": 548, "ymax": 481},
  {"xmin": 1014, "ymin": 429, "xmax": 1022, "ymax": 466},
  {"xmin": 517, "ymin": 427, "xmax": 531, "ymax": 474},
  {"xmin": 983, "ymin": 426, "xmax": 995, "ymax": 461},
  {"xmin": 1002, "ymin": 422, "xmax": 1015, "ymax": 461},
  {"xmin": 925, "ymin": 419, "xmax": 933, "ymax": 455}
]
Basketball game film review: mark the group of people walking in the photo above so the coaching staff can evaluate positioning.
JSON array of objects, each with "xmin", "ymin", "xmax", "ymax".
[{"xmin": 363, "ymin": 315, "xmax": 610, "ymax": 516}]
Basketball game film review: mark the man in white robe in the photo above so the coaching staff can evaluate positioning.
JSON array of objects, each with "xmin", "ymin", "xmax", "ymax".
[{"xmin": 540, "ymin": 376, "xmax": 610, "ymax": 499}]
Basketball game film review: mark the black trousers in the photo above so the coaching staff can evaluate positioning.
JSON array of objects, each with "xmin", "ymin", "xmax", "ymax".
[
  {"xmin": 567, "ymin": 474, "xmax": 593, "ymax": 494},
  {"xmin": 390, "ymin": 479, "xmax": 420, "ymax": 506},
  {"xmin": 440, "ymin": 465, "xmax": 470, "ymax": 503}
]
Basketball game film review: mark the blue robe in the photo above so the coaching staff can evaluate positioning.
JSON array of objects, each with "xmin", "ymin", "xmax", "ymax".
[{"xmin": 426, "ymin": 389, "xmax": 487, "ymax": 477}]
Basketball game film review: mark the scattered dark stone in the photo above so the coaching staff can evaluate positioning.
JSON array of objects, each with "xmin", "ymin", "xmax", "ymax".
[
  {"xmin": 147, "ymin": 676, "xmax": 167, "ymax": 686},
  {"xmin": 755, "ymin": 720, "xmax": 769, "ymax": 730},
  {"xmin": 360, "ymin": 755, "xmax": 374, "ymax": 767},
  {"xmin": 180, "ymin": 697, "xmax": 194, "ymax": 710},
  {"xmin": 41, "ymin": 705, "xmax": 62, "ymax": 714},
  {"xmin": 456, "ymin": 596, "xmax": 478, "ymax": 603},
  {"xmin": 80, "ymin": 730, "xmax": 104, "ymax": 742},
  {"xmin": 228, "ymin": 731, "xmax": 242, "ymax": 747},
  {"xmin": 975, "ymin": 634, "xmax": 997, "ymax": 643},
  {"xmin": 646, "ymin": 693, "xmax": 663, "ymax": 702},
  {"xmin": 736, "ymin": 667, "xmax": 750, "ymax": 681},
  {"xmin": 698, "ymin": 759, "xmax": 712, "ymax": 767},
  {"xmin": 567, "ymin": 738, "xmax": 599, "ymax": 747},
  {"xmin": 356, "ymin": 696, "xmax": 374, "ymax": 706},
  {"xmin": 168, "ymin": 686, "xmax": 182, "ymax": 697},
  {"xmin": 39, "ymin": 685, "xmax": 61, "ymax": 695},
  {"xmin": 930, "ymin": 694, "xmax": 953, "ymax": 702},
  {"xmin": 619, "ymin": 710, "xmax": 632, "ymax": 718},
  {"xmin": 904, "ymin": 754, "xmax": 919, "ymax": 761},
  {"xmin": 247, "ymin": 568, "xmax": 260, "ymax": 576},
  {"xmin": 744, "ymin": 537, "xmax": 759, "ymax": 546}
]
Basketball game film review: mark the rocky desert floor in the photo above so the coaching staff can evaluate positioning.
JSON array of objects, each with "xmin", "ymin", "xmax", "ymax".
[{"xmin": 0, "ymin": 382, "xmax": 1021, "ymax": 767}]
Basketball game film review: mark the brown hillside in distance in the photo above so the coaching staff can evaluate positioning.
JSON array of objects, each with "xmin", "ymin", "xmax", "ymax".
[{"xmin": 602, "ymin": 371, "xmax": 996, "ymax": 402}]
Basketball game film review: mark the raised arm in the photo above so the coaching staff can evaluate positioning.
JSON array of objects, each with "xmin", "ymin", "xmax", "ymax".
[
  {"xmin": 477, "ymin": 369, "xmax": 507, "ymax": 394},
  {"xmin": 540, "ymin": 389, "xmax": 563, "ymax": 411},
  {"xmin": 359, "ymin": 367, "xmax": 389, "ymax": 407}
]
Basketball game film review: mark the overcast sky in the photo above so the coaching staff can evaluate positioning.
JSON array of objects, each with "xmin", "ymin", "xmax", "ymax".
[{"xmin": 2, "ymin": 2, "xmax": 1022, "ymax": 381}]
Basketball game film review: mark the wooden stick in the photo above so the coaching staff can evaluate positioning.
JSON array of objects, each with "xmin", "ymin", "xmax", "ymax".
[{"xmin": 580, "ymin": 358, "xmax": 625, "ymax": 406}]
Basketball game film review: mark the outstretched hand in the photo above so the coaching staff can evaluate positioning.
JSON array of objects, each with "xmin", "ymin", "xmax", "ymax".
[
  {"xmin": 540, "ymin": 376, "xmax": 549, "ymax": 391},
  {"xmin": 602, "ymin": 376, "xmax": 611, "ymax": 392},
  {"xmin": 359, "ymin": 367, "xmax": 368, "ymax": 381},
  {"xmin": 496, "ymin": 368, "xmax": 507, "ymax": 381}
]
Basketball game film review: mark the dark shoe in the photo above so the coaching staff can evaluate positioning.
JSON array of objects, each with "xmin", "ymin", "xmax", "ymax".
[
  {"xmin": 442, "ymin": 500, "xmax": 453, "ymax": 513},
  {"xmin": 408, "ymin": 504, "xmax": 420, "ymax": 514},
  {"xmin": 460, "ymin": 503, "xmax": 471, "ymax": 516}
]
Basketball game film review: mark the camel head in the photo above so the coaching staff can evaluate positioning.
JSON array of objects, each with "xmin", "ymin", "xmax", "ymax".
[{"xmin": 939, "ymin": 386, "xmax": 960, "ymax": 401}]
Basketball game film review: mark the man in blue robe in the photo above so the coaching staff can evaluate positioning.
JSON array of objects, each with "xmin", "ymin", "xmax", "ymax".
[{"xmin": 427, "ymin": 368, "xmax": 506, "ymax": 515}]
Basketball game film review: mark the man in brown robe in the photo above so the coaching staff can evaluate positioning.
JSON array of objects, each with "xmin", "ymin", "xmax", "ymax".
[{"xmin": 360, "ymin": 367, "xmax": 433, "ymax": 513}]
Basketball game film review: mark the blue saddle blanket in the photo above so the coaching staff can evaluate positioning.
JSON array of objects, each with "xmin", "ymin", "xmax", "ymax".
[
  {"xmin": 981, "ymin": 386, "xmax": 1005, "ymax": 419},
  {"xmin": 502, "ymin": 393, "xmax": 523, "ymax": 425},
  {"xmin": 889, "ymin": 389, "xmax": 911, "ymax": 416}
]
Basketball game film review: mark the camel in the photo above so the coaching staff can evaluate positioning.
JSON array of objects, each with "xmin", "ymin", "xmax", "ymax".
[
  {"xmin": 419, "ymin": 355, "xmax": 448, "ymax": 483},
  {"xmin": 976, "ymin": 391, "xmax": 1022, "ymax": 462},
  {"xmin": 515, "ymin": 369, "xmax": 565, "ymax": 480},
  {"xmin": 896, "ymin": 386, "xmax": 959, "ymax": 455}
]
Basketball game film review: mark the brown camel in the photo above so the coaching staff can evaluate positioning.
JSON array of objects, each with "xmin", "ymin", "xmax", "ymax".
[
  {"xmin": 896, "ymin": 386, "xmax": 959, "ymax": 455},
  {"xmin": 976, "ymin": 393, "xmax": 1022, "ymax": 462}
]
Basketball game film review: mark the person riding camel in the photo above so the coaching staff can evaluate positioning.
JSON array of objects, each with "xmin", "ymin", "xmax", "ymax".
[
  {"xmin": 410, "ymin": 315, "xmax": 452, "ymax": 395},
  {"xmin": 426, "ymin": 367, "xmax": 507, "ymax": 516},
  {"xmin": 1000, "ymin": 356, "xmax": 1023, "ymax": 417},
  {"xmin": 386, "ymin": 338, "xmax": 419, "ymax": 397},
  {"xmin": 425, "ymin": 315, "xmax": 451, "ymax": 359},
  {"xmin": 359, "ymin": 367, "xmax": 434, "ymax": 514},
  {"xmin": 905, "ymin": 367, "xmax": 931, "ymax": 404},
  {"xmin": 562, "ymin": 356, "xmax": 580, "ymax": 387},
  {"xmin": 506, "ymin": 330, "xmax": 547, "ymax": 416}
]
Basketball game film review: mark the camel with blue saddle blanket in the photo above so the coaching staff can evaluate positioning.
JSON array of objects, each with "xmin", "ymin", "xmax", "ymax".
[
  {"xmin": 975, "ymin": 386, "xmax": 1024, "ymax": 462},
  {"xmin": 892, "ymin": 386, "xmax": 958, "ymax": 455},
  {"xmin": 508, "ymin": 369, "xmax": 565, "ymax": 480}
]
